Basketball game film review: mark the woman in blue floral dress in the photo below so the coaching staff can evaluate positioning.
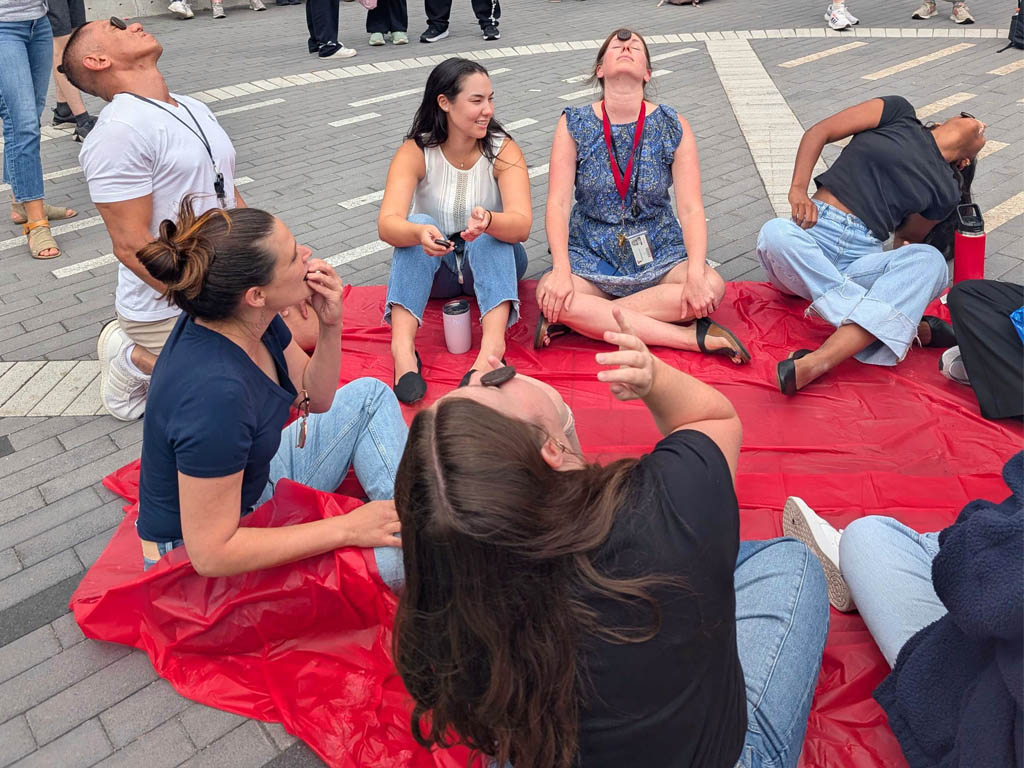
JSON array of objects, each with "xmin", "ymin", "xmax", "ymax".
[{"xmin": 536, "ymin": 28, "xmax": 748, "ymax": 363}]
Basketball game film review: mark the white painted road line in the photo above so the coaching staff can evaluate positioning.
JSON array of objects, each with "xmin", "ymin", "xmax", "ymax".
[
  {"xmin": 917, "ymin": 92, "xmax": 975, "ymax": 119},
  {"xmin": 529, "ymin": 163, "xmax": 550, "ymax": 179},
  {"xmin": 329, "ymin": 112, "xmax": 381, "ymax": 128},
  {"xmin": 651, "ymin": 47, "xmax": 698, "ymax": 62},
  {"xmin": 348, "ymin": 88, "xmax": 422, "ymax": 107},
  {"xmin": 988, "ymin": 58, "xmax": 1024, "ymax": 76},
  {"xmin": 984, "ymin": 192, "xmax": 1024, "ymax": 234},
  {"xmin": 212, "ymin": 98, "xmax": 286, "ymax": 117},
  {"xmin": 0, "ymin": 362, "xmax": 45, "ymax": 408},
  {"xmin": 976, "ymin": 140, "xmax": 1008, "ymax": 161},
  {"xmin": 325, "ymin": 239, "xmax": 390, "ymax": 268},
  {"xmin": 338, "ymin": 190, "xmax": 385, "ymax": 210},
  {"xmin": 707, "ymin": 39, "xmax": 827, "ymax": 217},
  {"xmin": 560, "ymin": 70, "xmax": 670, "ymax": 100},
  {"xmin": 504, "ymin": 118, "xmax": 539, "ymax": 131},
  {"xmin": 779, "ymin": 41, "xmax": 868, "ymax": 68},
  {"xmin": 562, "ymin": 73, "xmax": 590, "ymax": 84},
  {"xmin": 48, "ymin": 178, "xmax": 254, "ymax": 277},
  {"xmin": 861, "ymin": 43, "xmax": 974, "ymax": 81},
  {"xmin": 0, "ymin": 165, "xmax": 82, "ymax": 193},
  {"xmin": 0, "ymin": 361, "xmax": 76, "ymax": 417}
]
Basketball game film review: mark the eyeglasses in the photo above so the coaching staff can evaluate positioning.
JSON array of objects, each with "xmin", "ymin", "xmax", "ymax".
[{"xmin": 110, "ymin": 16, "xmax": 127, "ymax": 29}]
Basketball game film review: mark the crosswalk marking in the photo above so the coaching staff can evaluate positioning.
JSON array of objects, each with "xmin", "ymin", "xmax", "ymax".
[
  {"xmin": 779, "ymin": 41, "xmax": 868, "ymax": 68},
  {"xmin": 987, "ymin": 59, "xmax": 1024, "ymax": 76},
  {"xmin": 984, "ymin": 192, "xmax": 1024, "ymax": 234},
  {"xmin": 861, "ymin": 43, "xmax": 974, "ymax": 81},
  {"xmin": 328, "ymin": 112, "xmax": 381, "ymax": 128}
]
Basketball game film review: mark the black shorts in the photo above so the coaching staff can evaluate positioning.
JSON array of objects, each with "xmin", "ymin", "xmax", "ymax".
[{"xmin": 46, "ymin": 0, "xmax": 87, "ymax": 37}]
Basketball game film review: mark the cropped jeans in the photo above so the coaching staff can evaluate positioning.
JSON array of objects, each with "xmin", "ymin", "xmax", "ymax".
[
  {"xmin": 384, "ymin": 213, "xmax": 528, "ymax": 328},
  {"xmin": 143, "ymin": 378, "xmax": 408, "ymax": 589},
  {"xmin": 0, "ymin": 15, "xmax": 52, "ymax": 203},
  {"xmin": 838, "ymin": 516, "xmax": 945, "ymax": 668},
  {"xmin": 756, "ymin": 202, "xmax": 949, "ymax": 366}
]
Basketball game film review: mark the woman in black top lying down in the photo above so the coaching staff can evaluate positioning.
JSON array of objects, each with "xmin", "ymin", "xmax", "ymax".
[
  {"xmin": 756, "ymin": 96, "xmax": 986, "ymax": 395},
  {"xmin": 392, "ymin": 309, "xmax": 829, "ymax": 768}
]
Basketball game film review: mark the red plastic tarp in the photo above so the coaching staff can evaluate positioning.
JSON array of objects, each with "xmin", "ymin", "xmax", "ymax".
[{"xmin": 71, "ymin": 281, "xmax": 1022, "ymax": 768}]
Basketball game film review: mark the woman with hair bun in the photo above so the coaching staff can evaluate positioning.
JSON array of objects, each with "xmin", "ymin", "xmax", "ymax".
[
  {"xmin": 379, "ymin": 57, "xmax": 532, "ymax": 405},
  {"xmin": 134, "ymin": 197, "xmax": 406, "ymax": 582}
]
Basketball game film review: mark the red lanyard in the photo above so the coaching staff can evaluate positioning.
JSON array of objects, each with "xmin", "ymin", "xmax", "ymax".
[{"xmin": 601, "ymin": 100, "xmax": 646, "ymax": 204}]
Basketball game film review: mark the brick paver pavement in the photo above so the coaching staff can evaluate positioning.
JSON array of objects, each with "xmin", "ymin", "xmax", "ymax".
[{"xmin": 0, "ymin": 0, "xmax": 1020, "ymax": 764}]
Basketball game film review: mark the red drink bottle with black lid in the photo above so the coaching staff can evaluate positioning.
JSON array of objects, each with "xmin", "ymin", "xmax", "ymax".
[{"xmin": 953, "ymin": 203, "xmax": 985, "ymax": 284}]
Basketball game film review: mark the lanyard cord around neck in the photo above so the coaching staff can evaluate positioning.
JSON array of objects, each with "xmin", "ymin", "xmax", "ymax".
[{"xmin": 125, "ymin": 93, "xmax": 227, "ymax": 205}]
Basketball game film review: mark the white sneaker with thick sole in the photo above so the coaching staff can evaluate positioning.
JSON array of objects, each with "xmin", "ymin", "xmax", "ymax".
[
  {"xmin": 950, "ymin": 3, "xmax": 974, "ymax": 23},
  {"xmin": 168, "ymin": 0, "xmax": 194, "ymax": 18},
  {"xmin": 911, "ymin": 1, "xmax": 938, "ymax": 19},
  {"xmin": 827, "ymin": 8, "xmax": 852, "ymax": 30},
  {"xmin": 782, "ymin": 496, "xmax": 855, "ymax": 612},
  {"xmin": 211, "ymin": 2, "xmax": 226, "ymax": 17},
  {"xmin": 940, "ymin": 346, "xmax": 970, "ymax": 385},
  {"xmin": 825, "ymin": 3, "xmax": 859, "ymax": 24},
  {"xmin": 97, "ymin": 320, "xmax": 150, "ymax": 422}
]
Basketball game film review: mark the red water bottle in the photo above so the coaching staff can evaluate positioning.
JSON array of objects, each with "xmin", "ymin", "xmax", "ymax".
[{"xmin": 953, "ymin": 203, "xmax": 985, "ymax": 284}]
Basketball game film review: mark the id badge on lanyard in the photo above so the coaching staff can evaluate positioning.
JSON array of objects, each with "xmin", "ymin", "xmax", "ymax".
[{"xmin": 602, "ymin": 101, "xmax": 651, "ymax": 267}]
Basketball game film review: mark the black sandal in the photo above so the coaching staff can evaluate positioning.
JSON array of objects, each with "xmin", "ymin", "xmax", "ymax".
[
  {"xmin": 533, "ymin": 314, "xmax": 571, "ymax": 350},
  {"xmin": 695, "ymin": 318, "xmax": 751, "ymax": 364},
  {"xmin": 919, "ymin": 315, "xmax": 957, "ymax": 348},
  {"xmin": 776, "ymin": 349, "xmax": 812, "ymax": 396},
  {"xmin": 393, "ymin": 351, "xmax": 426, "ymax": 404}
]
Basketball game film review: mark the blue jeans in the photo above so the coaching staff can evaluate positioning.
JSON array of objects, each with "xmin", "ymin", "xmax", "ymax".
[
  {"xmin": 734, "ymin": 538, "xmax": 830, "ymax": 768},
  {"xmin": 144, "ymin": 378, "xmax": 409, "ymax": 588},
  {"xmin": 756, "ymin": 202, "xmax": 949, "ymax": 366},
  {"xmin": 0, "ymin": 15, "xmax": 52, "ymax": 203},
  {"xmin": 839, "ymin": 516, "xmax": 944, "ymax": 667},
  {"xmin": 384, "ymin": 213, "xmax": 528, "ymax": 327}
]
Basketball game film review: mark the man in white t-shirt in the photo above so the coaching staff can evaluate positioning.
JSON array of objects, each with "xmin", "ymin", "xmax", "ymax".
[{"xmin": 60, "ymin": 19, "xmax": 246, "ymax": 421}]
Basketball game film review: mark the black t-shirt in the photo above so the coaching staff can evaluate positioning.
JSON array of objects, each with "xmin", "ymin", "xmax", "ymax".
[
  {"xmin": 577, "ymin": 430, "xmax": 746, "ymax": 768},
  {"xmin": 814, "ymin": 95, "xmax": 960, "ymax": 241},
  {"xmin": 137, "ymin": 314, "xmax": 296, "ymax": 543}
]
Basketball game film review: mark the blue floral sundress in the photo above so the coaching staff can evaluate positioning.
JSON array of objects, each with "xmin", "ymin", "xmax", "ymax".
[{"xmin": 565, "ymin": 104, "xmax": 687, "ymax": 297}]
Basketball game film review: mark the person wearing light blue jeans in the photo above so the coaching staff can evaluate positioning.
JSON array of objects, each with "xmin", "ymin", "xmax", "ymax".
[
  {"xmin": 144, "ymin": 379, "xmax": 409, "ymax": 589},
  {"xmin": 757, "ymin": 96, "xmax": 988, "ymax": 396},
  {"xmin": 0, "ymin": 3, "xmax": 70, "ymax": 259}
]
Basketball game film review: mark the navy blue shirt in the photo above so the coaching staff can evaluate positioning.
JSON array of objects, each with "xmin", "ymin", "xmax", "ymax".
[{"xmin": 137, "ymin": 314, "xmax": 296, "ymax": 543}]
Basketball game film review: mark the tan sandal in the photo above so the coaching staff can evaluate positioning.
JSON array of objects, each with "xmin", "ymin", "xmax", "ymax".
[
  {"xmin": 11, "ymin": 202, "xmax": 77, "ymax": 225},
  {"xmin": 24, "ymin": 219, "xmax": 61, "ymax": 260}
]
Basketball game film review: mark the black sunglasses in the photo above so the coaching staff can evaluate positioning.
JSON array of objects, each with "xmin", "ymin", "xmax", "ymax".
[{"xmin": 110, "ymin": 16, "xmax": 127, "ymax": 29}]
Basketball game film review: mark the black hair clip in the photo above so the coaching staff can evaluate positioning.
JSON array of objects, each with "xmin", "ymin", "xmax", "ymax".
[{"xmin": 480, "ymin": 365, "xmax": 516, "ymax": 387}]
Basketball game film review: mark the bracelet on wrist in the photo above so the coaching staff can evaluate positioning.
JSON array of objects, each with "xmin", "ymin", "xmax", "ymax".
[{"xmin": 484, "ymin": 209, "xmax": 493, "ymax": 231}]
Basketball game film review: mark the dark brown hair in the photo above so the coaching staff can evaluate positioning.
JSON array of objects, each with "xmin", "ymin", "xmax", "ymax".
[
  {"xmin": 590, "ymin": 28, "xmax": 653, "ymax": 96},
  {"xmin": 393, "ymin": 398, "xmax": 666, "ymax": 768},
  {"xmin": 137, "ymin": 196, "xmax": 277, "ymax": 322}
]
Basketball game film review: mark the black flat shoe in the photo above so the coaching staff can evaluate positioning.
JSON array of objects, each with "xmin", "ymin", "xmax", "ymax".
[
  {"xmin": 920, "ymin": 315, "xmax": 957, "ymax": 348},
  {"xmin": 393, "ymin": 351, "xmax": 426, "ymax": 405},
  {"xmin": 777, "ymin": 349, "xmax": 812, "ymax": 396},
  {"xmin": 695, "ymin": 318, "xmax": 751, "ymax": 364},
  {"xmin": 534, "ymin": 314, "xmax": 571, "ymax": 349}
]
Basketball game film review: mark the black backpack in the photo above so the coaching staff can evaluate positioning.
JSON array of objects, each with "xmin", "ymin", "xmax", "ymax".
[{"xmin": 998, "ymin": 3, "xmax": 1024, "ymax": 51}]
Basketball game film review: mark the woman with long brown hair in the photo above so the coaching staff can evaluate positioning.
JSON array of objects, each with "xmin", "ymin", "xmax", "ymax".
[
  {"xmin": 393, "ymin": 309, "xmax": 829, "ymax": 768},
  {"xmin": 536, "ymin": 28, "xmax": 748, "ymax": 364},
  {"xmin": 133, "ymin": 197, "xmax": 405, "ymax": 583}
]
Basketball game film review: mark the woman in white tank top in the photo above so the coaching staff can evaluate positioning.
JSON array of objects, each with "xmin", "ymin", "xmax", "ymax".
[{"xmin": 379, "ymin": 58, "xmax": 531, "ymax": 404}]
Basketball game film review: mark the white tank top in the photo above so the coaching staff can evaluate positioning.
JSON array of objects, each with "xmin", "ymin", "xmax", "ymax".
[{"xmin": 410, "ymin": 137, "xmax": 505, "ymax": 237}]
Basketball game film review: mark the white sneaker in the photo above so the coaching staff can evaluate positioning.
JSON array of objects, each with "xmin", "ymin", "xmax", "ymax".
[
  {"xmin": 827, "ymin": 7, "xmax": 852, "ymax": 30},
  {"xmin": 940, "ymin": 346, "xmax": 970, "ymax": 385},
  {"xmin": 911, "ymin": 1, "xmax": 938, "ymax": 19},
  {"xmin": 950, "ymin": 2, "xmax": 974, "ymax": 24},
  {"xmin": 825, "ymin": 3, "xmax": 859, "ymax": 24},
  {"xmin": 211, "ymin": 1, "xmax": 226, "ymax": 18},
  {"xmin": 782, "ymin": 496, "xmax": 855, "ymax": 612},
  {"xmin": 97, "ymin": 320, "xmax": 149, "ymax": 421},
  {"xmin": 168, "ymin": 0, "xmax": 194, "ymax": 18}
]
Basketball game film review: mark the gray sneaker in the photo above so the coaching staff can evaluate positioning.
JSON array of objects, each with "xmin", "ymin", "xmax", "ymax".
[{"xmin": 211, "ymin": 1, "xmax": 226, "ymax": 18}]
